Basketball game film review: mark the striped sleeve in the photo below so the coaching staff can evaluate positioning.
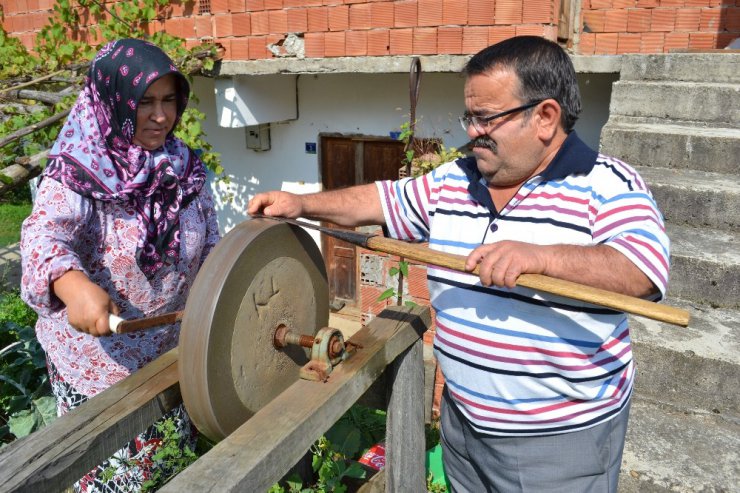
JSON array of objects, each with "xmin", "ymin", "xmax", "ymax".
[
  {"xmin": 592, "ymin": 157, "xmax": 670, "ymax": 298},
  {"xmin": 376, "ymin": 162, "xmax": 450, "ymax": 242}
]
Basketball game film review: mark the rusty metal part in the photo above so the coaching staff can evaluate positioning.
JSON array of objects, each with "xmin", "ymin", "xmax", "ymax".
[
  {"xmin": 300, "ymin": 327, "xmax": 356, "ymax": 382},
  {"xmin": 179, "ymin": 219, "xmax": 329, "ymax": 441}
]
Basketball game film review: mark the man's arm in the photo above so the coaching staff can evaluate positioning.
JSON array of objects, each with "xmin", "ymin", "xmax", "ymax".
[
  {"xmin": 247, "ymin": 183, "xmax": 385, "ymax": 227},
  {"xmin": 465, "ymin": 241, "xmax": 658, "ymax": 299}
]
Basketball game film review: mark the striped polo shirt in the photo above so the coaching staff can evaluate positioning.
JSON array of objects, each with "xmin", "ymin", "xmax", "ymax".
[{"xmin": 376, "ymin": 132, "xmax": 670, "ymax": 436}]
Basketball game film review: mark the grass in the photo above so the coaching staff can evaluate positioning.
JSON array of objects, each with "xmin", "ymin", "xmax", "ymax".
[{"xmin": 0, "ymin": 202, "xmax": 31, "ymax": 247}]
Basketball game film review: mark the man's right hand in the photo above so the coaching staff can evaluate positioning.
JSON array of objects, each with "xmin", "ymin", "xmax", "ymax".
[{"xmin": 247, "ymin": 191, "xmax": 304, "ymax": 218}]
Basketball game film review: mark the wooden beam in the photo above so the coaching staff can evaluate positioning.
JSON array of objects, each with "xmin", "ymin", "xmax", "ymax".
[
  {"xmin": 0, "ymin": 150, "xmax": 48, "ymax": 196},
  {"xmin": 0, "ymin": 109, "xmax": 70, "ymax": 149},
  {"xmin": 0, "ymin": 348, "xmax": 182, "ymax": 493},
  {"xmin": 385, "ymin": 338, "xmax": 426, "ymax": 493},
  {"xmin": 160, "ymin": 306, "xmax": 431, "ymax": 492}
]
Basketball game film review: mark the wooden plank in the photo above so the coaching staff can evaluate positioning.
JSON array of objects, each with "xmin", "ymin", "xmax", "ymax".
[
  {"xmin": 0, "ymin": 348, "xmax": 181, "ymax": 493},
  {"xmin": 385, "ymin": 338, "xmax": 426, "ymax": 493},
  {"xmin": 161, "ymin": 306, "xmax": 431, "ymax": 492}
]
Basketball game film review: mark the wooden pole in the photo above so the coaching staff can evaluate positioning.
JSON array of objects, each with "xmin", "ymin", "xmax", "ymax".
[{"xmin": 365, "ymin": 236, "xmax": 690, "ymax": 327}]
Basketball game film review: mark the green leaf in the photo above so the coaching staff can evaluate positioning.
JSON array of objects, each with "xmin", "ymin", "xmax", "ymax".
[
  {"xmin": 341, "ymin": 461, "xmax": 367, "ymax": 480},
  {"xmin": 34, "ymin": 396, "xmax": 58, "ymax": 426},
  {"xmin": 388, "ymin": 267, "xmax": 399, "ymax": 277},
  {"xmin": 8, "ymin": 408, "xmax": 38, "ymax": 438},
  {"xmin": 377, "ymin": 288, "xmax": 395, "ymax": 302},
  {"xmin": 326, "ymin": 421, "xmax": 362, "ymax": 458},
  {"xmin": 399, "ymin": 261, "xmax": 409, "ymax": 277}
]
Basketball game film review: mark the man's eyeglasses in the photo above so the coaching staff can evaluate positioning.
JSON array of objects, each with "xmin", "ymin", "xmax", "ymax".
[{"xmin": 459, "ymin": 100, "xmax": 544, "ymax": 132}]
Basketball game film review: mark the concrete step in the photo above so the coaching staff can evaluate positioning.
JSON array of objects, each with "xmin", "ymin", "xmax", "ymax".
[
  {"xmin": 618, "ymin": 397, "xmax": 739, "ymax": 493},
  {"xmin": 620, "ymin": 52, "xmax": 740, "ymax": 84},
  {"xmin": 629, "ymin": 298, "xmax": 740, "ymax": 413},
  {"xmin": 609, "ymin": 80, "xmax": 740, "ymax": 125},
  {"xmin": 663, "ymin": 223, "xmax": 740, "ymax": 308},
  {"xmin": 636, "ymin": 166, "xmax": 740, "ymax": 233},
  {"xmin": 600, "ymin": 120, "xmax": 740, "ymax": 173}
]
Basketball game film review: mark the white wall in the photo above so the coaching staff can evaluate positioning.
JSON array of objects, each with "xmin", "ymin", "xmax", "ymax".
[{"xmin": 193, "ymin": 71, "xmax": 616, "ymax": 234}]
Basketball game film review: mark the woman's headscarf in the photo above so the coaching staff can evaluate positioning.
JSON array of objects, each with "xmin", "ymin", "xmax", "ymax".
[{"xmin": 45, "ymin": 38, "xmax": 207, "ymax": 278}]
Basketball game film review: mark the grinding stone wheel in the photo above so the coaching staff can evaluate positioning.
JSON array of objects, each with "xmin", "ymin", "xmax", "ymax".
[{"xmin": 179, "ymin": 219, "xmax": 329, "ymax": 441}]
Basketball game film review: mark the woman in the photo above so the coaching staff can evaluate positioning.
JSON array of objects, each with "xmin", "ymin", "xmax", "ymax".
[{"xmin": 20, "ymin": 39, "xmax": 220, "ymax": 491}]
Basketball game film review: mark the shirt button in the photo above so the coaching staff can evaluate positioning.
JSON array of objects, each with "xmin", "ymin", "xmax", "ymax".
[{"xmin": 490, "ymin": 223, "xmax": 498, "ymax": 232}]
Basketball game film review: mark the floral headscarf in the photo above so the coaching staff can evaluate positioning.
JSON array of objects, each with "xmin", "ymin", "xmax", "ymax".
[{"xmin": 44, "ymin": 38, "xmax": 206, "ymax": 278}]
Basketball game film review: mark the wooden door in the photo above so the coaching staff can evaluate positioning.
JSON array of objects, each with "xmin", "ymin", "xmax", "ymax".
[{"xmin": 320, "ymin": 136, "xmax": 404, "ymax": 308}]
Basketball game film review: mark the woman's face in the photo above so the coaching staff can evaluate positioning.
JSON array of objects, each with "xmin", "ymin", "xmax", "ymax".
[{"xmin": 133, "ymin": 74, "xmax": 178, "ymax": 150}]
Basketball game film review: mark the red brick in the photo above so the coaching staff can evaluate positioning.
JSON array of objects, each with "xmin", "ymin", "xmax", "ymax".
[
  {"xmin": 230, "ymin": 37, "xmax": 250, "ymax": 59},
  {"xmin": 367, "ymin": 28, "xmax": 390, "ymax": 55},
  {"xmin": 726, "ymin": 6, "xmax": 740, "ymax": 30},
  {"xmin": 627, "ymin": 8, "xmax": 651, "ymax": 31},
  {"xmin": 210, "ymin": 0, "xmax": 229, "ymax": 13},
  {"xmin": 182, "ymin": 17, "xmax": 197, "ymax": 38},
  {"xmin": 590, "ymin": 0, "xmax": 612, "ymax": 7},
  {"xmin": 444, "ymin": 0, "xmax": 468, "ymax": 24},
  {"xmin": 248, "ymin": 35, "xmax": 271, "ymax": 58},
  {"xmin": 617, "ymin": 32, "xmax": 641, "ymax": 52},
  {"xmin": 213, "ymin": 14, "xmax": 233, "ymax": 37},
  {"xmin": 438, "ymin": 26, "xmax": 463, "ymax": 53},
  {"xmin": 612, "ymin": 0, "xmax": 636, "ymax": 6},
  {"xmin": 413, "ymin": 26, "xmax": 437, "ymax": 53},
  {"xmin": 165, "ymin": 17, "xmax": 183, "ymax": 38},
  {"xmin": 264, "ymin": 0, "xmax": 283, "ymax": 9},
  {"xmin": 583, "ymin": 9, "xmax": 606, "ymax": 31},
  {"xmin": 304, "ymin": 31, "xmax": 325, "ymax": 57},
  {"xmin": 685, "ymin": 0, "xmax": 710, "ymax": 5},
  {"xmin": 232, "ymin": 12, "xmax": 252, "ymax": 35},
  {"xmin": 390, "ymin": 27, "xmax": 413, "ymax": 54},
  {"xmin": 635, "ymin": 0, "xmax": 659, "ymax": 5},
  {"xmin": 488, "ymin": 24, "xmax": 516, "ymax": 44},
  {"xmin": 370, "ymin": 2, "xmax": 394, "ymax": 28},
  {"xmin": 594, "ymin": 32, "xmax": 618, "ymax": 53},
  {"xmin": 27, "ymin": 0, "xmax": 38, "ymax": 10},
  {"xmin": 328, "ymin": 4, "xmax": 349, "ymax": 30},
  {"xmin": 467, "ymin": 0, "xmax": 494, "ymax": 25},
  {"xmin": 269, "ymin": 9, "xmax": 288, "ymax": 32},
  {"xmin": 674, "ymin": 7, "xmax": 701, "ymax": 30},
  {"xmin": 659, "ymin": 0, "xmax": 684, "ymax": 5},
  {"xmin": 496, "ymin": 0, "xmax": 523, "ymax": 24},
  {"xmin": 346, "ymin": 29, "xmax": 367, "ymax": 55},
  {"xmin": 286, "ymin": 8, "xmax": 307, "ymax": 32},
  {"xmin": 463, "ymin": 25, "xmax": 490, "ymax": 52},
  {"xmin": 195, "ymin": 15, "xmax": 213, "ymax": 37},
  {"xmin": 307, "ymin": 6, "xmax": 329, "ymax": 31},
  {"xmin": 419, "ymin": 0, "xmax": 444, "ymax": 26},
  {"xmin": 606, "ymin": 8, "xmax": 629, "ymax": 31},
  {"xmin": 407, "ymin": 265, "xmax": 429, "ymax": 301},
  {"xmin": 349, "ymin": 2, "xmax": 371, "ymax": 29},
  {"xmin": 689, "ymin": 31, "xmax": 716, "ymax": 49},
  {"xmin": 651, "ymin": 8, "xmax": 676, "ymax": 31},
  {"xmin": 246, "ymin": 0, "xmax": 265, "ymax": 11},
  {"xmin": 250, "ymin": 10, "xmax": 269, "ymax": 34},
  {"xmin": 515, "ymin": 24, "xmax": 547, "ymax": 36},
  {"xmin": 699, "ymin": 7, "xmax": 722, "ymax": 30},
  {"xmin": 717, "ymin": 33, "xmax": 736, "ymax": 49},
  {"xmin": 664, "ymin": 31, "xmax": 690, "ymax": 51},
  {"xmin": 579, "ymin": 32, "xmax": 597, "ymax": 54},
  {"xmin": 324, "ymin": 30, "xmax": 345, "ymax": 56},
  {"xmin": 641, "ymin": 31, "xmax": 665, "ymax": 51},
  {"xmin": 522, "ymin": 0, "xmax": 553, "ymax": 23},
  {"xmin": 395, "ymin": 0, "xmax": 418, "ymax": 27},
  {"xmin": 228, "ymin": 0, "xmax": 246, "ymax": 12}
]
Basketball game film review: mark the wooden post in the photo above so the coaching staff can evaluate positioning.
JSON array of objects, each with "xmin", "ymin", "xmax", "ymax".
[{"xmin": 385, "ymin": 337, "xmax": 426, "ymax": 493}]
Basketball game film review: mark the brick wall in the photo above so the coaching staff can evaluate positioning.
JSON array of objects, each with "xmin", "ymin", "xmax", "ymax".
[
  {"xmin": 0, "ymin": 0, "xmax": 561, "ymax": 58},
  {"xmin": 579, "ymin": 0, "xmax": 739, "ymax": 54}
]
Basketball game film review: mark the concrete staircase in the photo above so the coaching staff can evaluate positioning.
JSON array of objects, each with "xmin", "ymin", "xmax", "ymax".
[{"xmin": 600, "ymin": 53, "xmax": 740, "ymax": 492}]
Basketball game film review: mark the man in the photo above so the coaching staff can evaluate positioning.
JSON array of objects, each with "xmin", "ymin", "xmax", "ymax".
[{"xmin": 248, "ymin": 36, "xmax": 670, "ymax": 492}]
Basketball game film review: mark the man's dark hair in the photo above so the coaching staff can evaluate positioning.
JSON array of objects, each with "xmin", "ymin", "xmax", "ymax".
[{"xmin": 463, "ymin": 36, "xmax": 582, "ymax": 133}]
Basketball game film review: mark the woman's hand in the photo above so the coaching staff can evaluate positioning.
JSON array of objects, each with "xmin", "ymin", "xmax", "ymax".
[{"xmin": 52, "ymin": 270, "xmax": 120, "ymax": 336}]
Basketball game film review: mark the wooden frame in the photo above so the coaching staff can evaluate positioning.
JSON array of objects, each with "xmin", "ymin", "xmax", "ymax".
[{"xmin": 0, "ymin": 306, "xmax": 431, "ymax": 493}]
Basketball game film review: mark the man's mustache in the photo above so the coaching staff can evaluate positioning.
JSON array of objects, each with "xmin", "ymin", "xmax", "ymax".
[{"xmin": 471, "ymin": 137, "xmax": 497, "ymax": 153}]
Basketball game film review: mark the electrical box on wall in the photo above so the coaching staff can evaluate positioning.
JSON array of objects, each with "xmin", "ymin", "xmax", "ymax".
[{"xmin": 246, "ymin": 124, "xmax": 271, "ymax": 151}]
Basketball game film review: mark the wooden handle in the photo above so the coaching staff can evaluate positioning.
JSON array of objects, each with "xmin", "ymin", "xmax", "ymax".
[
  {"xmin": 108, "ymin": 311, "xmax": 183, "ymax": 334},
  {"xmin": 366, "ymin": 236, "xmax": 690, "ymax": 327}
]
